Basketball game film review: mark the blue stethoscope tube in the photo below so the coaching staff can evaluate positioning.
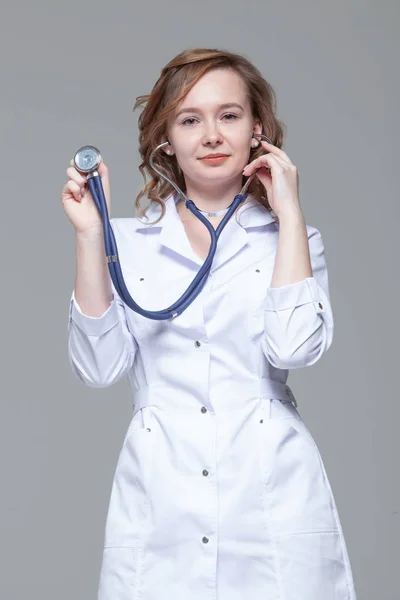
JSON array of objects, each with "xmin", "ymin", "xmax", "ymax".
[
  {"xmin": 75, "ymin": 133, "xmax": 271, "ymax": 320},
  {"xmin": 87, "ymin": 173, "xmax": 246, "ymax": 319}
]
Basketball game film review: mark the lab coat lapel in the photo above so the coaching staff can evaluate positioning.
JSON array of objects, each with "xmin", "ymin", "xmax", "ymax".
[
  {"xmin": 158, "ymin": 199, "xmax": 204, "ymax": 268},
  {"xmin": 210, "ymin": 201, "xmax": 277, "ymax": 271},
  {"xmin": 132, "ymin": 194, "xmax": 276, "ymax": 271},
  {"xmin": 209, "ymin": 218, "xmax": 248, "ymax": 272},
  {"xmin": 134, "ymin": 195, "xmax": 203, "ymax": 268}
]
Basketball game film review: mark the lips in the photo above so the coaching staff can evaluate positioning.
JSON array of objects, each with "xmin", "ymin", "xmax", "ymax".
[{"xmin": 200, "ymin": 154, "xmax": 229, "ymax": 159}]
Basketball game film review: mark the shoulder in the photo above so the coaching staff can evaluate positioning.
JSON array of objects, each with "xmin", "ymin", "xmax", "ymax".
[
  {"xmin": 305, "ymin": 224, "xmax": 325, "ymax": 249},
  {"xmin": 303, "ymin": 224, "xmax": 330, "ymax": 271},
  {"xmin": 275, "ymin": 221, "xmax": 323, "ymax": 245},
  {"xmin": 305, "ymin": 223, "xmax": 321, "ymax": 238},
  {"xmin": 108, "ymin": 217, "xmax": 148, "ymax": 250},
  {"xmin": 110, "ymin": 215, "xmax": 151, "ymax": 233},
  {"xmin": 110, "ymin": 198, "xmax": 167, "ymax": 232},
  {"xmin": 110, "ymin": 216, "xmax": 139, "ymax": 230}
]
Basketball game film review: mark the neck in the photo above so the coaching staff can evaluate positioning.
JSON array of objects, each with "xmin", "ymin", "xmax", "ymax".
[
  {"xmin": 182, "ymin": 176, "xmax": 245, "ymax": 213},
  {"xmin": 176, "ymin": 193, "xmax": 253, "ymax": 225}
]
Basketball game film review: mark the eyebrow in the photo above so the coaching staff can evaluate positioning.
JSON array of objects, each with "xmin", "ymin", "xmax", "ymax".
[{"xmin": 175, "ymin": 102, "xmax": 244, "ymax": 119}]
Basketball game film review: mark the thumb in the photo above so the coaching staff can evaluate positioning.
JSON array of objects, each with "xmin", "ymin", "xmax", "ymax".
[{"xmin": 255, "ymin": 168, "xmax": 272, "ymax": 197}]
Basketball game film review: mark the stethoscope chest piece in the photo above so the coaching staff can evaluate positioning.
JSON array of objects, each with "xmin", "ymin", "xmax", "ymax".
[{"xmin": 74, "ymin": 145, "xmax": 102, "ymax": 174}]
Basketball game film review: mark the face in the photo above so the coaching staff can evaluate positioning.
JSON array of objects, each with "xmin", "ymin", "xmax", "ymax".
[{"xmin": 165, "ymin": 68, "xmax": 261, "ymax": 191}]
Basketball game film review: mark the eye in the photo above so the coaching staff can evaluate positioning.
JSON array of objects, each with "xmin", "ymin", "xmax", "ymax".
[
  {"xmin": 221, "ymin": 113, "xmax": 238, "ymax": 121},
  {"xmin": 181, "ymin": 117, "xmax": 198, "ymax": 126},
  {"xmin": 181, "ymin": 113, "xmax": 239, "ymax": 127}
]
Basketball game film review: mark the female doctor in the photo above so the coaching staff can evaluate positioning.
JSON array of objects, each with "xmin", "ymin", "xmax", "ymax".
[{"xmin": 62, "ymin": 48, "xmax": 357, "ymax": 600}]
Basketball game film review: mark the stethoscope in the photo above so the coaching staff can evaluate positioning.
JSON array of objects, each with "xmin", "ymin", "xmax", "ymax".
[{"xmin": 73, "ymin": 132, "xmax": 272, "ymax": 320}]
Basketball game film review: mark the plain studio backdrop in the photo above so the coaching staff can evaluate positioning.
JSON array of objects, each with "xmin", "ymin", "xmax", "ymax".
[{"xmin": 1, "ymin": 1, "xmax": 398, "ymax": 598}]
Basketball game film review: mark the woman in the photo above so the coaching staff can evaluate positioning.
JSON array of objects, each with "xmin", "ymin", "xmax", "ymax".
[{"xmin": 62, "ymin": 48, "xmax": 357, "ymax": 599}]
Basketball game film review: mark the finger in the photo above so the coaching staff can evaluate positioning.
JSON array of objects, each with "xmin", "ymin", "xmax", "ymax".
[
  {"xmin": 97, "ymin": 159, "xmax": 109, "ymax": 179},
  {"xmin": 65, "ymin": 180, "xmax": 84, "ymax": 202},
  {"xmin": 243, "ymin": 153, "xmax": 287, "ymax": 176},
  {"xmin": 244, "ymin": 151, "xmax": 285, "ymax": 172},
  {"xmin": 254, "ymin": 168, "xmax": 273, "ymax": 191},
  {"xmin": 66, "ymin": 166, "xmax": 87, "ymax": 187},
  {"xmin": 260, "ymin": 140, "xmax": 293, "ymax": 164},
  {"xmin": 255, "ymin": 165, "xmax": 272, "ymax": 181}
]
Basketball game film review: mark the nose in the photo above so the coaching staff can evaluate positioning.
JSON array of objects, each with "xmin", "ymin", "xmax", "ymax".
[{"xmin": 202, "ymin": 121, "xmax": 223, "ymax": 146}]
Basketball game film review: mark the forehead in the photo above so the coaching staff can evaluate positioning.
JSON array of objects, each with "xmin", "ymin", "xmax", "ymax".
[{"xmin": 179, "ymin": 68, "xmax": 249, "ymax": 107}]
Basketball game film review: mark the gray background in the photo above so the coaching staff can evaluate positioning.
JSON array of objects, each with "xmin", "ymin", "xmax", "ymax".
[{"xmin": 1, "ymin": 1, "xmax": 398, "ymax": 598}]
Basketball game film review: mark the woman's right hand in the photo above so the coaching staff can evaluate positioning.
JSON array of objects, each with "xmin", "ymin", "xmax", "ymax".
[{"xmin": 61, "ymin": 158, "xmax": 111, "ymax": 234}]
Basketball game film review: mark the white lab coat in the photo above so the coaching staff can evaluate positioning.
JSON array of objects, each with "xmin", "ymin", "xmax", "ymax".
[{"xmin": 68, "ymin": 194, "xmax": 357, "ymax": 600}]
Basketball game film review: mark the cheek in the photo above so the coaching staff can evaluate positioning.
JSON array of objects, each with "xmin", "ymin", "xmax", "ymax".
[
  {"xmin": 175, "ymin": 154, "xmax": 196, "ymax": 177},
  {"xmin": 171, "ymin": 143, "xmax": 188, "ymax": 166},
  {"xmin": 230, "ymin": 146, "xmax": 251, "ymax": 169},
  {"xmin": 228, "ymin": 132, "xmax": 252, "ymax": 157},
  {"xmin": 173, "ymin": 139, "xmax": 197, "ymax": 166}
]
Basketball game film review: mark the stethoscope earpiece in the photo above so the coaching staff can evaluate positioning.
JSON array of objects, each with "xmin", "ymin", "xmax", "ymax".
[{"xmin": 251, "ymin": 132, "xmax": 272, "ymax": 148}]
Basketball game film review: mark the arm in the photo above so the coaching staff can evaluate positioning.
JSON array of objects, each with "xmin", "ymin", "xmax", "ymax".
[
  {"xmin": 262, "ymin": 214, "xmax": 334, "ymax": 370},
  {"xmin": 67, "ymin": 220, "xmax": 138, "ymax": 387}
]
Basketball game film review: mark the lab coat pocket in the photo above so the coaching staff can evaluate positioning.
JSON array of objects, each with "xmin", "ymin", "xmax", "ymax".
[
  {"xmin": 274, "ymin": 531, "xmax": 352, "ymax": 600},
  {"xmin": 122, "ymin": 405, "xmax": 154, "ymax": 444},
  {"xmin": 118, "ymin": 269, "xmax": 168, "ymax": 343},
  {"xmin": 121, "ymin": 407, "xmax": 155, "ymax": 484},
  {"xmin": 260, "ymin": 399, "xmax": 338, "ymax": 535},
  {"xmin": 121, "ymin": 266, "xmax": 193, "ymax": 345},
  {"xmin": 245, "ymin": 256, "xmax": 275, "ymax": 340},
  {"xmin": 103, "ymin": 407, "xmax": 155, "ymax": 549},
  {"xmin": 216, "ymin": 253, "xmax": 275, "ymax": 348}
]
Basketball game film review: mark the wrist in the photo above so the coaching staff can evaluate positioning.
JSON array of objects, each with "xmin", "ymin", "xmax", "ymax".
[
  {"xmin": 75, "ymin": 226, "xmax": 104, "ymax": 243},
  {"xmin": 276, "ymin": 207, "xmax": 305, "ymax": 226}
]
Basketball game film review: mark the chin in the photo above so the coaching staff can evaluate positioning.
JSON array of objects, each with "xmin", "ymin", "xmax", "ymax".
[
  {"xmin": 195, "ymin": 173, "xmax": 235, "ymax": 187},
  {"xmin": 197, "ymin": 164, "xmax": 240, "ymax": 177}
]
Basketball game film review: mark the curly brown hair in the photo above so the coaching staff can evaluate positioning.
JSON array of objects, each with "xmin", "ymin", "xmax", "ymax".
[{"xmin": 133, "ymin": 48, "xmax": 286, "ymax": 224}]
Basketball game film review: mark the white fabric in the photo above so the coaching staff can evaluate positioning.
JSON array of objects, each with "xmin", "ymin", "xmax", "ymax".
[{"xmin": 68, "ymin": 194, "xmax": 356, "ymax": 599}]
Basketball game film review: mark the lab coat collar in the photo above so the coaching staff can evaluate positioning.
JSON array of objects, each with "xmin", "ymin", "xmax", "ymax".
[
  {"xmin": 131, "ymin": 193, "xmax": 276, "ymax": 270},
  {"xmin": 132, "ymin": 193, "xmax": 276, "ymax": 231}
]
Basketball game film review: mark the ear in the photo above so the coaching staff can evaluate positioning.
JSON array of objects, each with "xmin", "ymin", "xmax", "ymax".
[
  {"xmin": 252, "ymin": 119, "xmax": 263, "ymax": 138},
  {"xmin": 250, "ymin": 120, "xmax": 263, "ymax": 149},
  {"xmin": 161, "ymin": 137, "xmax": 175, "ymax": 156}
]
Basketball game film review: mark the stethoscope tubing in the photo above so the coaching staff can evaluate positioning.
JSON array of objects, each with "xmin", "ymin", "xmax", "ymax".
[
  {"xmin": 78, "ymin": 132, "xmax": 272, "ymax": 320},
  {"xmin": 87, "ymin": 174, "xmax": 246, "ymax": 319}
]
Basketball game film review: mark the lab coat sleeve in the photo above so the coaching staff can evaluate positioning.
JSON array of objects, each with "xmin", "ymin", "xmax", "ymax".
[
  {"xmin": 67, "ymin": 279, "xmax": 138, "ymax": 388},
  {"xmin": 261, "ymin": 225, "xmax": 334, "ymax": 370}
]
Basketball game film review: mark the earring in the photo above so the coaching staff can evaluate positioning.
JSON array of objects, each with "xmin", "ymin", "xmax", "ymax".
[
  {"xmin": 166, "ymin": 149, "xmax": 171, "ymax": 155},
  {"xmin": 251, "ymin": 138, "xmax": 260, "ymax": 148}
]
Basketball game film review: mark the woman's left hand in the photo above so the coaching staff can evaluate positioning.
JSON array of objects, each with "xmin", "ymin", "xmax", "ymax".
[{"xmin": 242, "ymin": 140, "xmax": 302, "ymax": 218}]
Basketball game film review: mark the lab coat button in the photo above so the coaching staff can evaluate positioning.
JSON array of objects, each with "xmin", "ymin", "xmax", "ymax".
[
  {"xmin": 202, "ymin": 536, "xmax": 209, "ymax": 544},
  {"xmin": 202, "ymin": 469, "xmax": 209, "ymax": 476},
  {"xmin": 201, "ymin": 406, "xmax": 207, "ymax": 413},
  {"xmin": 194, "ymin": 341, "xmax": 201, "ymax": 347},
  {"xmin": 318, "ymin": 302, "xmax": 323, "ymax": 309}
]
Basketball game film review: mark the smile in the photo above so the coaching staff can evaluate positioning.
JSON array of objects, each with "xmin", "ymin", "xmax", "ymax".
[{"xmin": 199, "ymin": 155, "xmax": 230, "ymax": 164}]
